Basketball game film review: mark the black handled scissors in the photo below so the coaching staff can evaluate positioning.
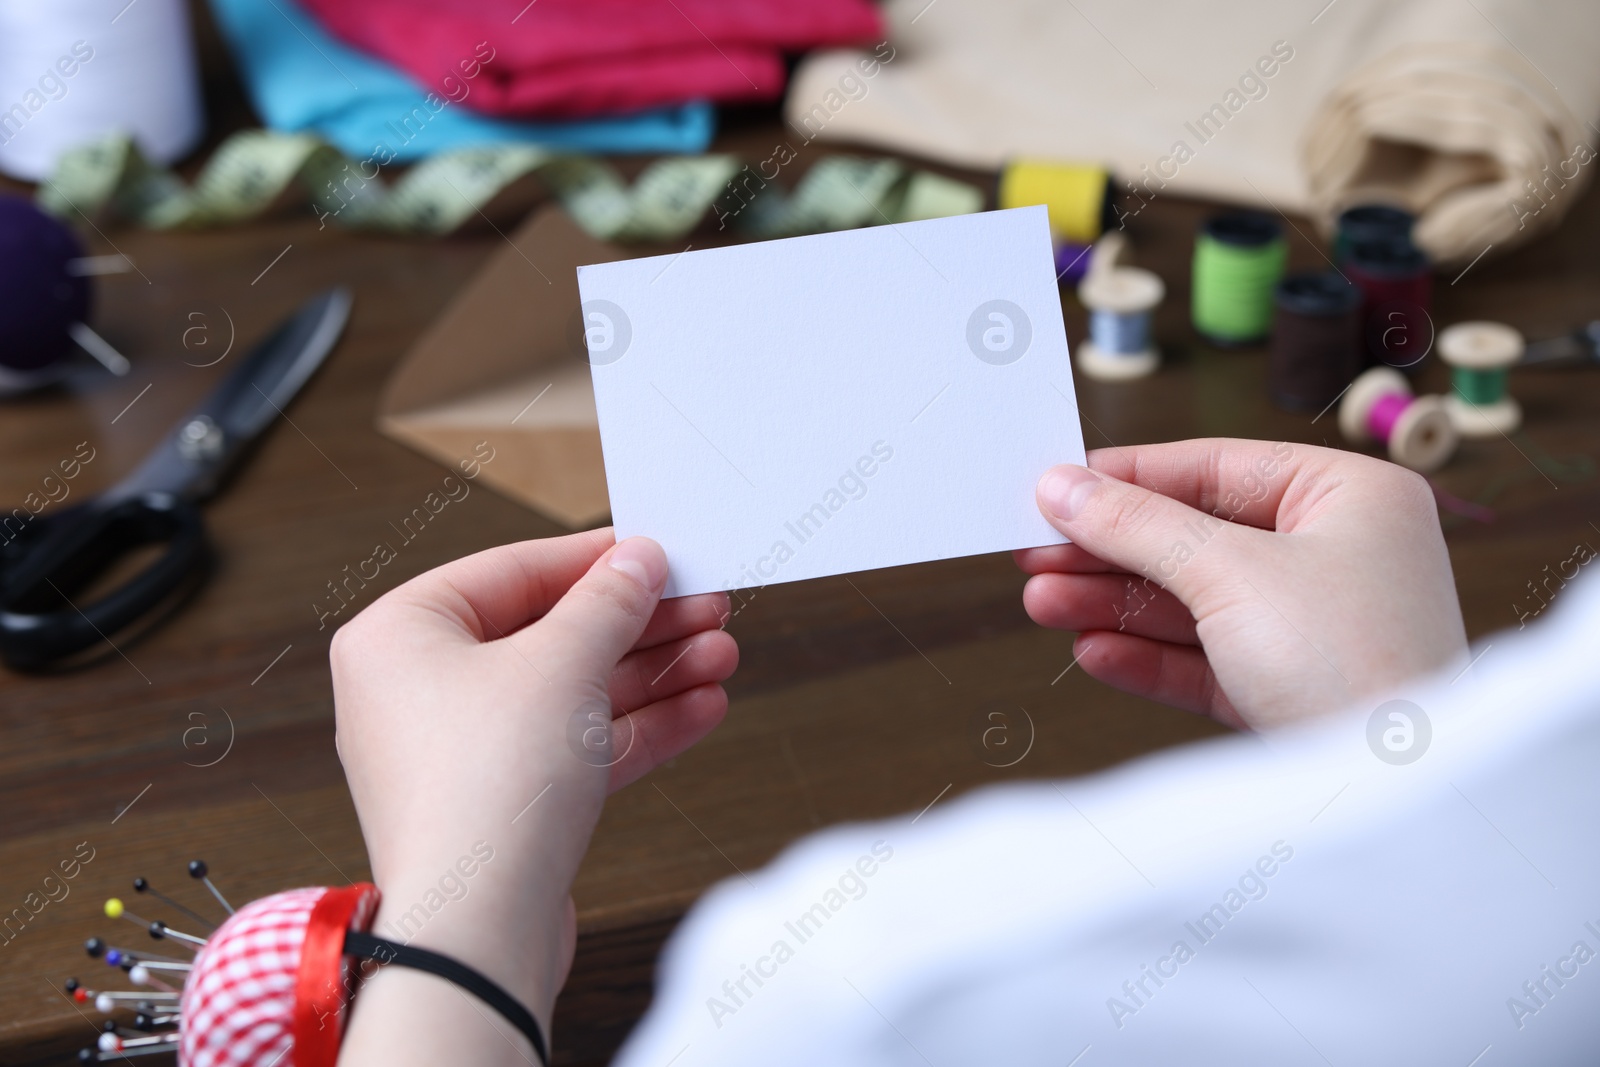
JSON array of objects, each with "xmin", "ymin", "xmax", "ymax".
[{"xmin": 0, "ymin": 288, "xmax": 352, "ymax": 671}]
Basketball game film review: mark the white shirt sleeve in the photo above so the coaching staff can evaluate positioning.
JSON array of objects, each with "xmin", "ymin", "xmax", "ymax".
[{"xmin": 612, "ymin": 572, "xmax": 1600, "ymax": 1066}]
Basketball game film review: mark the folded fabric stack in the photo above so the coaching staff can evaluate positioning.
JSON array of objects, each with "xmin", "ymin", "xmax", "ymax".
[
  {"xmin": 299, "ymin": 0, "xmax": 883, "ymax": 119},
  {"xmin": 209, "ymin": 0, "xmax": 882, "ymax": 160},
  {"xmin": 783, "ymin": 0, "xmax": 1600, "ymax": 265}
]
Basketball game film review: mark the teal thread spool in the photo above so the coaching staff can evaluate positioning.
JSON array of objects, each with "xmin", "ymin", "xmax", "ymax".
[
  {"xmin": 1438, "ymin": 321, "xmax": 1523, "ymax": 436},
  {"xmin": 1334, "ymin": 204, "xmax": 1414, "ymax": 265},
  {"xmin": 1191, "ymin": 213, "xmax": 1287, "ymax": 345}
]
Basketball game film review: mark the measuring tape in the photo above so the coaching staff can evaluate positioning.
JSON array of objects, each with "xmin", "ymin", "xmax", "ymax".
[{"xmin": 36, "ymin": 132, "xmax": 983, "ymax": 241}]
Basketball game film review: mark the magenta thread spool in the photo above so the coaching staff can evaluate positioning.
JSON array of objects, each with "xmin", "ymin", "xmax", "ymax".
[
  {"xmin": 1338, "ymin": 366, "xmax": 1456, "ymax": 472},
  {"xmin": 1345, "ymin": 236, "xmax": 1432, "ymax": 373}
]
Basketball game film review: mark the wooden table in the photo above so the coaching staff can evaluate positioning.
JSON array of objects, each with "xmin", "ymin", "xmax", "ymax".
[{"xmin": 3, "ymin": 57, "xmax": 1599, "ymax": 1067}]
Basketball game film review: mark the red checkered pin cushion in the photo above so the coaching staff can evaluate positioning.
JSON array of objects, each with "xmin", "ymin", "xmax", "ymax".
[
  {"xmin": 70, "ymin": 865, "xmax": 544, "ymax": 1066},
  {"xmin": 68, "ymin": 880, "xmax": 379, "ymax": 1066},
  {"xmin": 179, "ymin": 883, "xmax": 379, "ymax": 1067}
]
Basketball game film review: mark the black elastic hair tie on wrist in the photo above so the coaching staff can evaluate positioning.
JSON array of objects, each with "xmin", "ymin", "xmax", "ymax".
[{"xmin": 344, "ymin": 930, "xmax": 549, "ymax": 1066}]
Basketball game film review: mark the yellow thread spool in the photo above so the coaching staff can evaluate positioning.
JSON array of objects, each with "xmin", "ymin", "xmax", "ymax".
[{"xmin": 998, "ymin": 159, "xmax": 1112, "ymax": 244}]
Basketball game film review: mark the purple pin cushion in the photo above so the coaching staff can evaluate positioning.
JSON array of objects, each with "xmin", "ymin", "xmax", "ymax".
[{"xmin": 0, "ymin": 195, "xmax": 90, "ymax": 371}]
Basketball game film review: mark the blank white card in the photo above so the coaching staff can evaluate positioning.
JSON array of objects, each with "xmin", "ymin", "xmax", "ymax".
[{"xmin": 578, "ymin": 205, "xmax": 1084, "ymax": 598}]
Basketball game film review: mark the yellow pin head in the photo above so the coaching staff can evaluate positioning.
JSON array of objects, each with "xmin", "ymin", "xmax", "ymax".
[{"xmin": 104, "ymin": 898, "xmax": 124, "ymax": 919}]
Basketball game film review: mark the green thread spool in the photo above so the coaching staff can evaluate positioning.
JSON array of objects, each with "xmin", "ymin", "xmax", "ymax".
[
  {"xmin": 1192, "ymin": 212, "xmax": 1287, "ymax": 345},
  {"xmin": 1454, "ymin": 366, "xmax": 1508, "ymax": 404},
  {"xmin": 1438, "ymin": 321, "xmax": 1523, "ymax": 437}
]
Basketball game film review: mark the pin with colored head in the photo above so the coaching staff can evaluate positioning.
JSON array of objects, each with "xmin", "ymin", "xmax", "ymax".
[
  {"xmin": 188, "ymin": 860, "xmax": 234, "ymax": 915},
  {"xmin": 147, "ymin": 919, "xmax": 208, "ymax": 948},
  {"xmin": 133, "ymin": 875, "xmax": 217, "ymax": 931}
]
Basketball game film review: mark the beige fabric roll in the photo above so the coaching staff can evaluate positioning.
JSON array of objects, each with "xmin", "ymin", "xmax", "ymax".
[
  {"xmin": 785, "ymin": 0, "xmax": 1600, "ymax": 265},
  {"xmin": 1304, "ymin": 41, "xmax": 1591, "ymax": 264}
]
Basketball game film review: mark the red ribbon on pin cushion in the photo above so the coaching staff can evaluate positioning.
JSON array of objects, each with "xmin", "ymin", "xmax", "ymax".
[
  {"xmin": 178, "ymin": 883, "xmax": 379, "ymax": 1067},
  {"xmin": 292, "ymin": 883, "xmax": 382, "ymax": 1067}
]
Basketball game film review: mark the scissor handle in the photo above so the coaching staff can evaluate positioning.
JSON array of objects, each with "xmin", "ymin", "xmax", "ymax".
[{"xmin": 0, "ymin": 493, "xmax": 211, "ymax": 670}]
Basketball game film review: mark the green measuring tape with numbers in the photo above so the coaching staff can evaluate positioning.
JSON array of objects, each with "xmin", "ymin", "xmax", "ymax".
[{"xmin": 36, "ymin": 131, "xmax": 983, "ymax": 242}]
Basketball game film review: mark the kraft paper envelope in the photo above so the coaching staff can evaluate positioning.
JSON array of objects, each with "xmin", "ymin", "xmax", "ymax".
[
  {"xmin": 379, "ymin": 207, "xmax": 631, "ymax": 527},
  {"xmin": 577, "ymin": 205, "xmax": 1084, "ymax": 598}
]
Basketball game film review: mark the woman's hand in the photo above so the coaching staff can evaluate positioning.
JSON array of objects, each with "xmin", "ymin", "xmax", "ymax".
[
  {"xmin": 333, "ymin": 530, "xmax": 737, "ymax": 1064},
  {"xmin": 1016, "ymin": 439, "xmax": 1467, "ymax": 731}
]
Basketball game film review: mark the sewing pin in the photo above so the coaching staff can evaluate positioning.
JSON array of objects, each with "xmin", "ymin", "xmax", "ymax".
[{"xmin": 188, "ymin": 860, "xmax": 234, "ymax": 915}]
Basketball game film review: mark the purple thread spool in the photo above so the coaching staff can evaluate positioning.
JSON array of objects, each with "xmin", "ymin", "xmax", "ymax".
[{"xmin": 1054, "ymin": 241, "xmax": 1095, "ymax": 285}]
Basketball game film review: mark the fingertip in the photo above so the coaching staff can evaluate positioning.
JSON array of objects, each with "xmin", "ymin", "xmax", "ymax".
[
  {"xmin": 696, "ymin": 680, "xmax": 730, "ymax": 721},
  {"xmin": 608, "ymin": 536, "xmax": 667, "ymax": 593},
  {"xmin": 1020, "ymin": 573, "xmax": 1059, "ymax": 628},
  {"xmin": 1037, "ymin": 464, "xmax": 1102, "ymax": 524},
  {"xmin": 705, "ymin": 628, "xmax": 740, "ymax": 679},
  {"xmin": 1071, "ymin": 630, "xmax": 1126, "ymax": 684},
  {"xmin": 606, "ymin": 682, "xmax": 730, "ymax": 793}
]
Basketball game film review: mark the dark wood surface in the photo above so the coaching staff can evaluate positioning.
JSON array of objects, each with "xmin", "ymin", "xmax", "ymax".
[{"xmin": 3, "ymin": 29, "xmax": 1600, "ymax": 1065}]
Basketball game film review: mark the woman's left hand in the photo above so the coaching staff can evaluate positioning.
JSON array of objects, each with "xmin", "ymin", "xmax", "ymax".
[{"xmin": 333, "ymin": 529, "xmax": 738, "ymax": 1062}]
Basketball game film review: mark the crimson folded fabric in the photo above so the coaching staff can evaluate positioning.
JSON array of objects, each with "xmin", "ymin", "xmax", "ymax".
[{"xmin": 298, "ymin": 0, "xmax": 884, "ymax": 119}]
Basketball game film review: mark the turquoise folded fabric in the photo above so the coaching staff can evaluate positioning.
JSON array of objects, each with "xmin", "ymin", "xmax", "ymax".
[{"xmin": 206, "ymin": 0, "xmax": 715, "ymax": 160}]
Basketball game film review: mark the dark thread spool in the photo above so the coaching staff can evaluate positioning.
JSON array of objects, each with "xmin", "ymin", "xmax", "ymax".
[
  {"xmin": 1334, "ymin": 205, "xmax": 1414, "ymax": 265},
  {"xmin": 1345, "ymin": 236, "xmax": 1432, "ymax": 373},
  {"xmin": 1270, "ymin": 272, "xmax": 1361, "ymax": 412}
]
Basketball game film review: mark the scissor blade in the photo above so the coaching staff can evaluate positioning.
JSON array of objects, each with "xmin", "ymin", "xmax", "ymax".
[
  {"xmin": 1521, "ymin": 321, "xmax": 1600, "ymax": 367},
  {"xmin": 108, "ymin": 288, "xmax": 353, "ymax": 503},
  {"xmin": 217, "ymin": 287, "xmax": 353, "ymax": 441}
]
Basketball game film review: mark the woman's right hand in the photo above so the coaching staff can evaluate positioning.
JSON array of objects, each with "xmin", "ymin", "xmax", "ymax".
[{"xmin": 1015, "ymin": 439, "xmax": 1468, "ymax": 731}]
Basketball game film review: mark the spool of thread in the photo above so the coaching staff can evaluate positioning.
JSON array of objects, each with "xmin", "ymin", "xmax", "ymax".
[
  {"xmin": 1269, "ymin": 272, "xmax": 1361, "ymax": 412},
  {"xmin": 1191, "ymin": 212, "xmax": 1287, "ymax": 346},
  {"xmin": 0, "ymin": 0, "xmax": 203, "ymax": 181},
  {"xmin": 1338, "ymin": 366, "xmax": 1457, "ymax": 472},
  {"xmin": 1057, "ymin": 228, "xmax": 1129, "ymax": 288},
  {"xmin": 0, "ymin": 195, "xmax": 129, "ymax": 392},
  {"xmin": 1054, "ymin": 241, "xmax": 1095, "ymax": 285},
  {"xmin": 1076, "ymin": 266, "xmax": 1164, "ymax": 382},
  {"xmin": 998, "ymin": 159, "xmax": 1115, "ymax": 244},
  {"xmin": 1334, "ymin": 205, "xmax": 1414, "ymax": 264},
  {"xmin": 1345, "ymin": 236, "xmax": 1432, "ymax": 372},
  {"xmin": 1438, "ymin": 321, "xmax": 1523, "ymax": 436}
]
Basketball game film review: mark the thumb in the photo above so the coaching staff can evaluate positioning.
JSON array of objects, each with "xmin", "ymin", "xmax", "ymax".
[
  {"xmin": 521, "ymin": 536, "xmax": 668, "ymax": 684},
  {"xmin": 1035, "ymin": 464, "xmax": 1241, "ymax": 606}
]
